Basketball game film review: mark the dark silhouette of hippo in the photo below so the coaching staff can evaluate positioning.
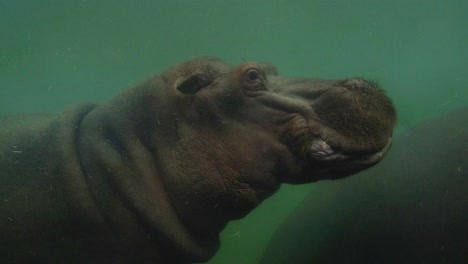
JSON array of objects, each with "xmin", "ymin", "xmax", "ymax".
[
  {"xmin": 0, "ymin": 57, "xmax": 395, "ymax": 263},
  {"xmin": 260, "ymin": 108, "xmax": 468, "ymax": 264}
]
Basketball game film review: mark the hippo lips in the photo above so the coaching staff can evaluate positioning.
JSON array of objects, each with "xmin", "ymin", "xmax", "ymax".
[
  {"xmin": 283, "ymin": 113, "xmax": 393, "ymax": 183},
  {"xmin": 286, "ymin": 114, "xmax": 391, "ymax": 165},
  {"xmin": 308, "ymin": 137, "xmax": 392, "ymax": 165},
  {"xmin": 281, "ymin": 135, "xmax": 392, "ymax": 184},
  {"xmin": 298, "ymin": 136, "xmax": 392, "ymax": 182}
]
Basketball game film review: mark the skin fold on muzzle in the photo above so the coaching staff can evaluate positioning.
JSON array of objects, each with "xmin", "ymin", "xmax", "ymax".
[{"xmin": 0, "ymin": 57, "xmax": 396, "ymax": 264}]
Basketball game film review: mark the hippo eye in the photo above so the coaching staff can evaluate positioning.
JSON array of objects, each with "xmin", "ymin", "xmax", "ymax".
[
  {"xmin": 243, "ymin": 68, "xmax": 266, "ymax": 92},
  {"xmin": 247, "ymin": 69, "xmax": 261, "ymax": 82}
]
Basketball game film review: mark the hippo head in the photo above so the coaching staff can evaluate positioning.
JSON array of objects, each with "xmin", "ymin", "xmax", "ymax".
[{"xmin": 80, "ymin": 57, "xmax": 395, "ymax": 262}]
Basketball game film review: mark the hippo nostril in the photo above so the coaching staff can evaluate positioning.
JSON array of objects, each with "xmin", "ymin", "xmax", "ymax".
[
  {"xmin": 338, "ymin": 78, "xmax": 379, "ymax": 92},
  {"xmin": 343, "ymin": 78, "xmax": 368, "ymax": 86}
]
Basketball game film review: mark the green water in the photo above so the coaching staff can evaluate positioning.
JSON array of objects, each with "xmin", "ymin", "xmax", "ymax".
[{"xmin": 1, "ymin": 1, "xmax": 466, "ymax": 263}]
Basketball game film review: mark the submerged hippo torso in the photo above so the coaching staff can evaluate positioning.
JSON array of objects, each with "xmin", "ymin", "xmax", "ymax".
[{"xmin": 0, "ymin": 57, "xmax": 395, "ymax": 263}]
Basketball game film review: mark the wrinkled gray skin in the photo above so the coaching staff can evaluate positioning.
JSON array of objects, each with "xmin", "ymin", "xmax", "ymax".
[{"xmin": 0, "ymin": 57, "xmax": 395, "ymax": 263}]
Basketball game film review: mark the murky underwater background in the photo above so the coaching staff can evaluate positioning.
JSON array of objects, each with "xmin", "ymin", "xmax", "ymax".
[{"xmin": 0, "ymin": 0, "xmax": 466, "ymax": 263}]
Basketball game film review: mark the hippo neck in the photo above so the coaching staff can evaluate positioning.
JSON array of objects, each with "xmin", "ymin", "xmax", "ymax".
[{"xmin": 75, "ymin": 100, "xmax": 219, "ymax": 263}]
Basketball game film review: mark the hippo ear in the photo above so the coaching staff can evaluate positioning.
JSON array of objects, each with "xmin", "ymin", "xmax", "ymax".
[{"xmin": 176, "ymin": 73, "xmax": 212, "ymax": 95}]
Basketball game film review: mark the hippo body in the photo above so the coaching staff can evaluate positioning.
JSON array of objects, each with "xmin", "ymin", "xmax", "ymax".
[
  {"xmin": 0, "ymin": 57, "xmax": 395, "ymax": 263},
  {"xmin": 260, "ymin": 108, "xmax": 468, "ymax": 264}
]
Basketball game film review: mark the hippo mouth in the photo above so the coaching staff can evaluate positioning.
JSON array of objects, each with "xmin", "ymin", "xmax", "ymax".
[
  {"xmin": 308, "ymin": 137, "xmax": 392, "ymax": 164},
  {"xmin": 285, "ymin": 130, "xmax": 392, "ymax": 184},
  {"xmin": 306, "ymin": 136, "xmax": 392, "ymax": 175},
  {"xmin": 282, "ymin": 111, "xmax": 393, "ymax": 184}
]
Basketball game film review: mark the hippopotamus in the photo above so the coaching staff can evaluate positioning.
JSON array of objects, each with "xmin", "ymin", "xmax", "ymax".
[
  {"xmin": 260, "ymin": 107, "xmax": 468, "ymax": 264},
  {"xmin": 0, "ymin": 57, "xmax": 395, "ymax": 263}
]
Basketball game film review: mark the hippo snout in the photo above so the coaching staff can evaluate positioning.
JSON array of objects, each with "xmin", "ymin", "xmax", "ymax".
[
  {"xmin": 312, "ymin": 77, "xmax": 395, "ymax": 151},
  {"xmin": 267, "ymin": 75, "xmax": 396, "ymax": 183}
]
